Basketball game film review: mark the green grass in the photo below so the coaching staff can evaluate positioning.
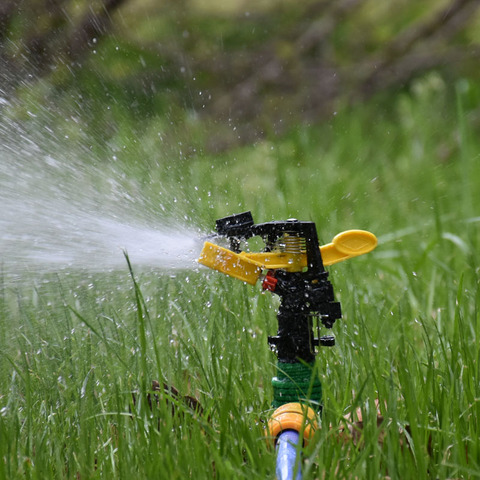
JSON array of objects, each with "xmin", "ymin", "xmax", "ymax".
[{"xmin": 1, "ymin": 73, "xmax": 480, "ymax": 478}]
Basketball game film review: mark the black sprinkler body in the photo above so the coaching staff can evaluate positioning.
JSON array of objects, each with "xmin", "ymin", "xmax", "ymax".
[{"xmin": 198, "ymin": 211, "xmax": 377, "ymax": 407}]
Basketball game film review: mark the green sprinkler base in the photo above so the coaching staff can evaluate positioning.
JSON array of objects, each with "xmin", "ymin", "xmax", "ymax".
[{"xmin": 271, "ymin": 361, "xmax": 322, "ymax": 410}]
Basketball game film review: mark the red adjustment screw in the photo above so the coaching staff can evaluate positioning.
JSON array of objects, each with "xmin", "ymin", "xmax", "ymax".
[{"xmin": 262, "ymin": 271, "xmax": 278, "ymax": 292}]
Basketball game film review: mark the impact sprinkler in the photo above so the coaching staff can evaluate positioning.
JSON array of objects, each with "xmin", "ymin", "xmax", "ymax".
[{"xmin": 198, "ymin": 211, "xmax": 377, "ymax": 479}]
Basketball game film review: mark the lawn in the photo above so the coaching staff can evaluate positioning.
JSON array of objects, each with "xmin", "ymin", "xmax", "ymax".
[{"xmin": 1, "ymin": 73, "xmax": 480, "ymax": 478}]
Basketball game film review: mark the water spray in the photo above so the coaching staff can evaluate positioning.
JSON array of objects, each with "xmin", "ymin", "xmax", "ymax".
[
  {"xmin": 198, "ymin": 211, "xmax": 377, "ymax": 479},
  {"xmin": 0, "ymin": 120, "xmax": 200, "ymax": 278}
]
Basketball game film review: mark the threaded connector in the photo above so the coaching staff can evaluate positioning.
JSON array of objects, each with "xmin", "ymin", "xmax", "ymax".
[{"xmin": 266, "ymin": 402, "xmax": 318, "ymax": 447}]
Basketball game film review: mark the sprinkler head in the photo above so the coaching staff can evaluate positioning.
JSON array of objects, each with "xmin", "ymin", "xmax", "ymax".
[
  {"xmin": 198, "ymin": 212, "xmax": 377, "ymax": 361},
  {"xmin": 198, "ymin": 212, "xmax": 377, "ymax": 285}
]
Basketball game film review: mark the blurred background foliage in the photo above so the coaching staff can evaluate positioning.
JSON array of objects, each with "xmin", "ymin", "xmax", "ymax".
[{"xmin": 1, "ymin": 0, "xmax": 480, "ymax": 153}]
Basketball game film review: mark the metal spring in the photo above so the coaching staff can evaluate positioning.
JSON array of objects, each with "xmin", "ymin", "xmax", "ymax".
[{"xmin": 282, "ymin": 233, "xmax": 306, "ymax": 254}]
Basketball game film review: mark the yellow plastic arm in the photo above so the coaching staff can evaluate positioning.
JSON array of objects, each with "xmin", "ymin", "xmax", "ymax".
[
  {"xmin": 197, "ymin": 230, "xmax": 377, "ymax": 285},
  {"xmin": 198, "ymin": 242, "xmax": 263, "ymax": 285},
  {"xmin": 320, "ymin": 229, "xmax": 378, "ymax": 265}
]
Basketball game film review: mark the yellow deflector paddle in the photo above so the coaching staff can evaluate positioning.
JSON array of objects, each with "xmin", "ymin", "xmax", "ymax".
[
  {"xmin": 198, "ymin": 230, "xmax": 377, "ymax": 285},
  {"xmin": 320, "ymin": 229, "xmax": 378, "ymax": 265},
  {"xmin": 198, "ymin": 242, "xmax": 263, "ymax": 285}
]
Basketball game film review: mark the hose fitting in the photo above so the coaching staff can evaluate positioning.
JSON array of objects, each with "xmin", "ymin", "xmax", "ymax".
[{"xmin": 266, "ymin": 402, "xmax": 318, "ymax": 447}]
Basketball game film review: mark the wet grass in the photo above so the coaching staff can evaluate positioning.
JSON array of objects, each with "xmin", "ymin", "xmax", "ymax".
[{"xmin": 1, "ymin": 75, "xmax": 480, "ymax": 478}]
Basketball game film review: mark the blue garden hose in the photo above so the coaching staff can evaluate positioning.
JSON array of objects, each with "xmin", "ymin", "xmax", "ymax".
[{"xmin": 276, "ymin": 430, "xmax": 302, "ymax": 480}]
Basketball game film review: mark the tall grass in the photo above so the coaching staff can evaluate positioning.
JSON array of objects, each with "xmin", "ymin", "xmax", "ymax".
[{"xmin": 1, "ymin": 73, "xmax": 480, "ymax": 478}]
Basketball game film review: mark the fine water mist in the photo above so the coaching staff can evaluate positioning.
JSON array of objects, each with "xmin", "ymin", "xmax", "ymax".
[{"xmin": 0, "ymin": 112, "xmax": 202, "ymax": 279}]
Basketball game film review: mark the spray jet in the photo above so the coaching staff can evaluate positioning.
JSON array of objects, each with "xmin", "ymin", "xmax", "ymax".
[{"xmin": 198, "ymin": 211, "xmax": 377, "ymax": 479}]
